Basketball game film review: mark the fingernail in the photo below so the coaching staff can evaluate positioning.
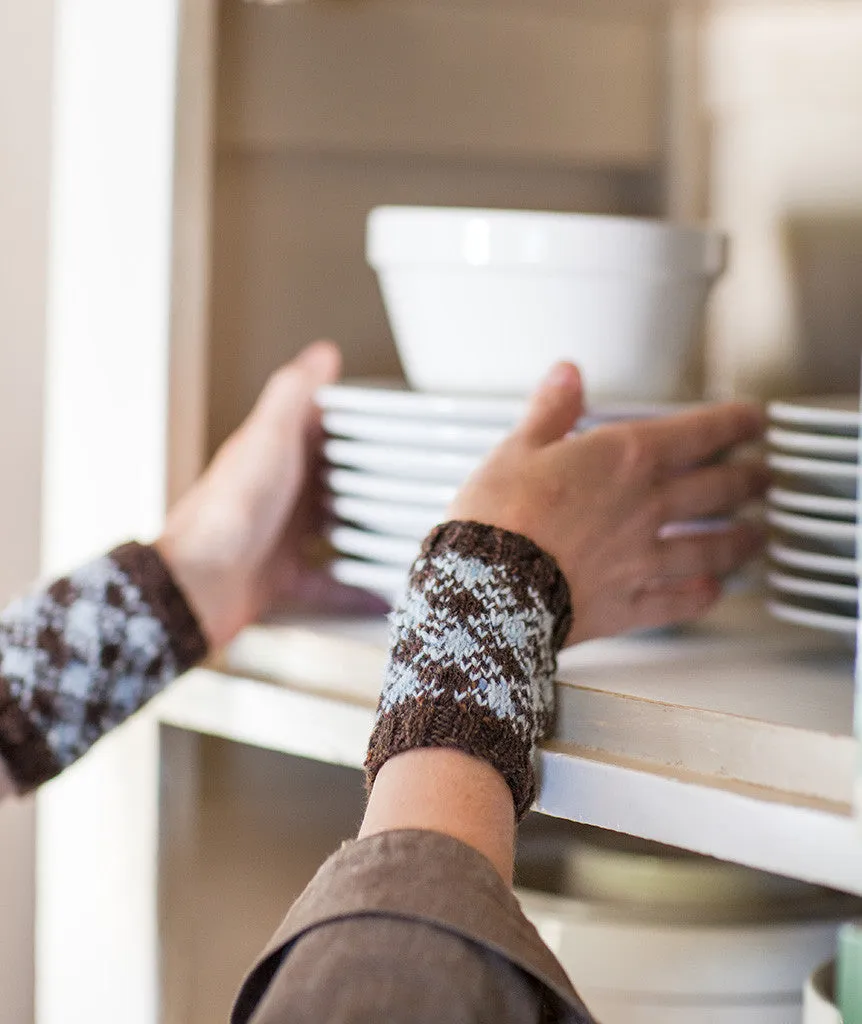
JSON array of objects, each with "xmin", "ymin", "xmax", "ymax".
[{"xmin": 542, "ymin": 362, "xmax": 579, "ymax": 390}]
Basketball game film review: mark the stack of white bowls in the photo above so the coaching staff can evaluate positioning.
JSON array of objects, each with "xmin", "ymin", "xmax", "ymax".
[
  {"xmin": 766, "ymin": 395, "xmax": 861, "ymax": 639},
  {"xmin": 322, "ymin": 205, "xmax": 728, "ymax": 605}
]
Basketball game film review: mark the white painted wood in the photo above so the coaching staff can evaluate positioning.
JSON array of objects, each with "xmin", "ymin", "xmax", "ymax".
[
  {"xmin": 157, "ymin": 666, "xmax": 862, "ymax": 895},
  {"xmin": 162, "ymin": 669, "xmax": 374, "ymax": 771},
  {"xmin": 167, "ymin": 0, "xmax": 217, "ymax": 501},
  {"xmin": 223, "ymin": 596, "xmax": 858, "ymax": 807},
  {"xmin": 217, "ymin": 1, "xmax": 662, "ymax": 166},
  {"xmin": 0, "ymin": 1, "xmax": 56, "ymax": 1018},
  {"xmin": 536, "ymin": 750, "xmax": 862, "ymax": 897},
  {"xmin": 35, "ymin": 1, "xmax": 182, "ymax": 1022}
]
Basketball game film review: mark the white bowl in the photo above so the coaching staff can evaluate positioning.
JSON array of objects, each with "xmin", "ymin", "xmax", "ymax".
[
  {"xmin": 367, "ymin": 206, "xmax": 727, "ymax": 400},
  {"xmin": 803, "ymin": 963, "xmax": 841, "ymax": 1024}
]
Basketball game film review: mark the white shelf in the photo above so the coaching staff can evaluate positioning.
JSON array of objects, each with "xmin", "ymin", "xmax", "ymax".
[{"xmin": 155, "ymin": 595, "xmax": 862, "ymax": 895}]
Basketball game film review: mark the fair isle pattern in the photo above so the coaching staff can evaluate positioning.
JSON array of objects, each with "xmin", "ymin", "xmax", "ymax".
[
  {"xmin": 380, "ymin": 550, "xmax": 558, "ymax": 746},
  {"xmin": 0, "ymin": 543, "xmax": 207, "ymax": 792},
  {"xmin": 366, "ymin": 521, "xmax": 571, "ymax": 820}
]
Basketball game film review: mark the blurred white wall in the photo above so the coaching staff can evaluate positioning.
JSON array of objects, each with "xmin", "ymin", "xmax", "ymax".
[{"xmin": 0, "ymin": 1, "xmax": 55, "ymax": 1019}]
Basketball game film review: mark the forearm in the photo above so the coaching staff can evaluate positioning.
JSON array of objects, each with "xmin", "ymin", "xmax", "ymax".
[
  {"xmin": 0, "ymin": 542, "xmax": 207, "ymax": 795},
  {"xmin": 359, "ymin": 748, "xmax": 516, "ymax": 883},
  {"xmin": 360, "ymin": 520, "xmax": 570, "ymax": 884}
]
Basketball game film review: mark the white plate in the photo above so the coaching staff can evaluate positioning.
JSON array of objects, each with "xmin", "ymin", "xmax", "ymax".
[
  {"xmin": 768, "ymin": 395, "xmax": 860, "ymax": 435},
  {"xmin": 766, "ymin": 509, "xmax": 857, "ymax": 557},
  {"xmin": 319, "ymin": 381, "xmax": 688, "ymax": 428},
  {"xmin": 767, "ymin": 453, "xmax": 861, "ymax": 498},
  {"xmin": 329, "ymin": 558, "xmax": 407, "ymax": 604},
  {"xmin": 323, "ymin": 409, "xmax": 507, "ymax": 452},
  {"xmin": 767, "ymin": 427, "xmax": 859, "ymax": 461},
  {"xmin": 324, "ymin": 438, "xmax": 480, "ymax": 483},
  {"xmin": 768, "ymin": 487, "xmax": 858, "ymax": 521},
  {"xmin": 318, "ymin": 381, "xmax": 524, "ymax": 424},
  {"xmin": 330, "ymin": 495, "xmax": 443, "ymax": 540},
  {"xmin": 329, "ymin": 525, "xmax": 419, "ymax": 566},
  {"xmin": 767, "ymin": 571, "xmax": 858, "ymax": 604},
  {"xmin": 325, "ymin": 468, "xmax": 458, "ymax": 507},
  {"xmin": 768, "ymin": 542, "xmax": 859, "ymax": 579},
  {"xmin": 767, "ymin": 599, "xmax": 856, "ymax": 636}
]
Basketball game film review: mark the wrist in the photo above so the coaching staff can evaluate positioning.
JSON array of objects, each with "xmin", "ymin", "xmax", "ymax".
[
  {"xmin": 360, "ymin": 748, "xmax": 516, "ymax": 883},
  {"xmin": 154, "ymin": 527, "xmax": 250, "ymax": 650},
  {"xmin": 365, "ymin": 520, "xmax": 571, "ymax": 820}
]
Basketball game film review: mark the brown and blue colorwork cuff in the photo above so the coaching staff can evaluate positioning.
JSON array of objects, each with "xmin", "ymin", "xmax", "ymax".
[
  {"xmin": 0, "ymin": 542, "xmax": 208, "ymax": 793},
  {"xmin": 365, "ymin": 521, "xmax": 572, "ymax": 820}
]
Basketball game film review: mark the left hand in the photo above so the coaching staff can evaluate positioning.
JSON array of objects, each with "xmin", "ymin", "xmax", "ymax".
[{"xmin": 157, "ymin": 341, "xmax": 383, "ymax": 649}]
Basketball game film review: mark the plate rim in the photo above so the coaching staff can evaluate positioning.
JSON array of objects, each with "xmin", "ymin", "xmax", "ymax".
[
  {"xmin": 324, "ymin": 438, "xmax": 481, "ymax": 481},
  {"xmin": 323, "ymin": 409, "xmax": 507, "ymax": 450},
  {"xmin": 766, "ymin": 508, "xmax": 857, "ymax": 540},
  {"xmin": 767, "ymin": 570, "xmax": 858, "ymax": 603},
  {"xmin": 329, "ymin": 524, "xmax": 419, "ymax": 565},
  {"xmin": 318, "ymin": 381, "xmax": 525, "ymax": 424},
  {"xmin": 767, "ymin": 453, "xmax": 862, "ymax": 479},
  {"xmin": 768, "ymin": 395, "xmax": 860, "ymax": 431},
  {"xmin": 768, "ymin": 487, "xmax": 858, "ymax": 519},
  {"xmin": 767, "ymin": 426, "xmax": 860, "ymax": 459},
  {"xmin": 325, "ymin": 467, "xmax": 458, "ymax": 506},
  {"xmin": 768, "ymin": 541, "xmax": 860, "ymax": 577},
  {"xmin": 767, "ymin": 598, "xmax": 857, "ymax": 635}
]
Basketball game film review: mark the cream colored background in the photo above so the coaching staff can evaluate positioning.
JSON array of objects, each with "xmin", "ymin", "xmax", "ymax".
[{"xmin": 0, "ymin": 2, "xmax": 53, "ymax": 1018}]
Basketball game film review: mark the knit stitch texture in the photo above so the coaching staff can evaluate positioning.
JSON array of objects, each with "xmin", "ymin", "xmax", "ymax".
[
  {"xmin": 0, "ymin": 542, "xmax": 207, "ymax": 792},
  {"xmin": 365, "ymin": 521, "xmax": 572, "ymax": 819}
]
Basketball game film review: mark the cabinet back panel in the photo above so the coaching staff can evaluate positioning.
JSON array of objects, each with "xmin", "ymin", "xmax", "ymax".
[
  {"xmin": 207, "ymin": 152, "xmax": 659, "ymax": 452},
  {"xmin": 217, "ymin": 0, "xmax": 662, "ymax": 165},
  {"xmin": 206, "ymin": 0, "xmax": 664, "ymax": 451}
]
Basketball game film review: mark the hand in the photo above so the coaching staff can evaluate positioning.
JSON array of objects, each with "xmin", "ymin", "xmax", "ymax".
[
  {"xmin": 157, "ymin": 341, "xmax": 383, "ymax": 649},
  {"xmin": 448, "ymin": 363, "xmax": 767, "ymax": 643}
]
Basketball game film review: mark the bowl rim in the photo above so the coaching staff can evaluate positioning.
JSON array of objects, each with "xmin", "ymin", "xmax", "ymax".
[{"xmin": 367, "ymin": 205, "xmax": 728, "ymax": 278}]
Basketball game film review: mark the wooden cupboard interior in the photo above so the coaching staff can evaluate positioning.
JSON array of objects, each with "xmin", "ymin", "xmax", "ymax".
[
  {"xmin": 11, "ymin": 1, "xmax": 860, "ymax": 1022},
  {"xmin": 150, "ymin": 7, "xmax": 862, "ymax": 1020}
]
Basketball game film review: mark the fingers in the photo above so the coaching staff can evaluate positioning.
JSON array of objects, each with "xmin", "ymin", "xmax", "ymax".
[
  {"xmin": 272, "ymin": 565, "xmax": 391, "ymax": 616},
  {"xmin": 567, "ymin": 574, "xmax": 722, "ymax": 643},
  {"xmin": 655, "ymin": 460, "xmax": 768, "ymax": 523},
  {"xmin": 255, "ymin": 340, "xmax": 343, "ymax": 429},
  {"xmin": 513, "ymin": 362, "xmax": 584, "ymax": 446},
  {"xmin": 650, "ymin": 520, "xmax": 764, "ymax": 580},
  {"xmin": 629, "ymin": 575, "xmax": 721, "ymax": 632},
  {"xmin": 641, "ymin": 401, "xmax": 765, "ymax": 474}
]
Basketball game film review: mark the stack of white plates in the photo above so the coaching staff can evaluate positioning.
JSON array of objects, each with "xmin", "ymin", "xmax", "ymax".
[
  {"xmin": 766, "ymin": 395, "xmax": 860, "ymax": 637},
  {"xmin": 319, "ymin": 381, "xmax": 682, "ymax": 607}
]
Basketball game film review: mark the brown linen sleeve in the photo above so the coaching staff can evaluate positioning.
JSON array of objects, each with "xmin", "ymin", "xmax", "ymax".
[
  {"xmin": 232, "ymin": 829, "xmax": 597, "ymax": 1024},
  {"xmin": 0, "ymin": 542, "xmax": 208, "ymax": 792}
]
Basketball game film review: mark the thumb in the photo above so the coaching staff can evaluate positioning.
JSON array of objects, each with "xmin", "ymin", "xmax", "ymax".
[
  {"xmin": 514, "ymin": 362, "xmax": 584, "ymax": 446},
  {"xmin": 254, "ymin": 339, "xmax": 342, "ymax": 431}
]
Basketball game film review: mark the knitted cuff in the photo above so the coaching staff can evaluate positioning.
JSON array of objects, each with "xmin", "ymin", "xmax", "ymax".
[
  {"xmin": 365, "ymin": 521, "xmax": 572, "ymax": 820},
  {"xmin": 0, "ymin": 542, "xmax": 208, "ymax": 792}
]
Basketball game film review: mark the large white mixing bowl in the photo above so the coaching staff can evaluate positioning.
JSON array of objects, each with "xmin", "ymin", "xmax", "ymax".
[{"xmin": 367, "ymin": 206, "xmax": 727, "ymax": 400}]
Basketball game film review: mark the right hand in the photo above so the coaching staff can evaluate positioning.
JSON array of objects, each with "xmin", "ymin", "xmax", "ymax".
[{"xmin": 447, "ymin": 363, "xmax": 767, "ymax": 644}]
